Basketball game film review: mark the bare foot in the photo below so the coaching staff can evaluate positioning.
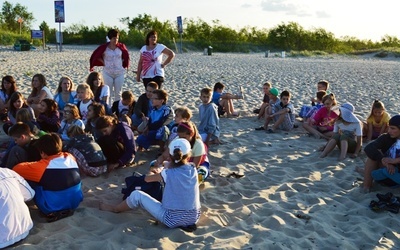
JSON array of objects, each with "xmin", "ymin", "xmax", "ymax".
[
  {"xmin": 338, "ymin": 156, "xmax": 346, "ymax": 161},
  {"xmin": 99, "ymin": 202, "xmax": 118, "ymax": 212},
  {"xmin": 227, "ymin": 112, "xmax": 239, "ymax": 118}
]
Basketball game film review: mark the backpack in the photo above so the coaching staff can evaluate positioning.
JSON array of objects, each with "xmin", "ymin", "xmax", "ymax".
[{"xmin": 121, "ymin": 172, "xmax": 163, "ymax": 201}]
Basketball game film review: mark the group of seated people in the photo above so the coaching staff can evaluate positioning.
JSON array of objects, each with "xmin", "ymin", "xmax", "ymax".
[
  {"xmin": 0, "ymin": 73, "xmax": 219, "ymax": 247},
  {"xmin": 253, "ymin": 80, "xmax": 400, "ymax": 193}
]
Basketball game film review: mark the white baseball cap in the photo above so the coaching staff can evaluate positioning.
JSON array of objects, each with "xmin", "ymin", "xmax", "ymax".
[{"xmin": 169, "ymin": 138, "xmax": 191, "ymax": 155}]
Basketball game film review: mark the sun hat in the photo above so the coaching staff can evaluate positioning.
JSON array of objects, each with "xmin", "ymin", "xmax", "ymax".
[
  {"xmin": 169, "ymin": 138, "xmax": 191, "ymax": 155},
  {"xmin": 339, "ymin": 102, "xmax": 359, "ymax": 123},
  {"xmin": 389, "ymin": 115, "xmax": 400, "ymax": 128},
  {"xmin": 269, "ymin": 88, "xmax": 279, "ymax": 97}
]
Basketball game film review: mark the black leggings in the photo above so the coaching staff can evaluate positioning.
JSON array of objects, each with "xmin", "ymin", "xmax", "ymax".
[{"xmin": 143, "ymin": 76, "xmax": 164, "ymax": 89}]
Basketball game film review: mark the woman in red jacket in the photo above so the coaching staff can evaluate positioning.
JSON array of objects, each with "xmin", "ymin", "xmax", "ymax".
[{"xmin": 90, "ymin": 29, "xmax": 130, "ymax": 105}]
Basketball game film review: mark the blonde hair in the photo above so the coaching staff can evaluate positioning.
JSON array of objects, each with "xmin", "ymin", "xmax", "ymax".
[
  {"xmin": 77, "ymin": 83, "xmax": 94, "ymax": 99},
  {"xmin": 57, "ymin": 76, "xmax": 75, "ymax": 93},
  {"xmin": 174, "ymin": 107, "xmax": 192, "ymax": 120},
  {"xmin": 67, "ymin": 125, "xmax": 85, "ymax": 138}
]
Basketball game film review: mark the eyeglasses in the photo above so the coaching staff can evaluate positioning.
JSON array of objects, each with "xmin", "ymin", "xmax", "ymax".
[{"xmin": 64, "ymin": 110, "xmax": 72, "ymax": 114}]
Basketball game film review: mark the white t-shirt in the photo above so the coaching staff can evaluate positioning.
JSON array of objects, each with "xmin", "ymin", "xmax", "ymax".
[
  {"xmin": 98, "ymin": 85, "xmax": 110, "ymax": 105},
  {"xmin": 41, "ymin": 86, "xmax": 54, "ymax": 99},
  {"xmin": 0, "ymin": 168, "xmax": 34, "ymax": 248},
  {"xmin": 117, "ymin": 100, "xmax": 130, "ymax": 115},
  {"xmin": 79, "ymin": 100, "xmax": 93, "ymax": 123},
  {"xmin": 333, "ymin": 121, "xmax": 363, "ymax": 136},
  {"xmin": 139, "ymin": 43, "xmax": 167, "ymax": 78}
]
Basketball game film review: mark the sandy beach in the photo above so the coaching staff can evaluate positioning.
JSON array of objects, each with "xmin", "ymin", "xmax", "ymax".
[{"xmin": 1, "ymin": 45, "xmax": 400, "ymax": 249}]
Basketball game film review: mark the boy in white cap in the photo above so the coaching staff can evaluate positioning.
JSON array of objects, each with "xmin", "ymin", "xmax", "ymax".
[{"xmin": 320, "ymin": 102, "xmax": 362, "ymax": 160}]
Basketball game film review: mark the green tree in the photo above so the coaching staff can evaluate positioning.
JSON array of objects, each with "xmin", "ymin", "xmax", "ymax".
[
  {"xmin": 0, "ymin": 1, "xmax": 35, "ymax": 33},
  {"xmin": 381, "ymin": 35, "xmax": 400, "ymax": 47},
  {"xmin": 39, "ymin": 21, "xmax": 50, "ymax": 42},
  {"xmin": 267, "ymin": 22, "xmax": 306, "ymax": 51}
]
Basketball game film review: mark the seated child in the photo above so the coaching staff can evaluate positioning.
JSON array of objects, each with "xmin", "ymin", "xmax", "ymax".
[
  {"xmin": 1, "ymin": 123, "xmax": 41, "ymax": 169},
  {"xmin": 64, "ymin": 125, "xmax": 107, "ymax": 177},
  {"xmin": 253, "ymin": 81, "xmax": 271, "ymax": 119},
  {"xmin": 0, "ymin": 168, "xmax": 35, "ymax": 248},
  {"xmin": 76, "ymin": 83, "xmax": 94, "ymax": 124},
  {"xmin": 13, "ymin": 133, "xmax": 83, "ymax": 221},
  {"xmin": 3, "ymin": 92, "xmax": 36, "ymax": 135},
  {"xmin": 131, "ymin": 81, "xmax": 158, "ymax": 130},
  {"xmin": 37, "ymin": 98, "xmax": 61, "ymax": 133},
  {"xmin": 299, "ymin": 80, "xmax": 330, "ymax": 118},
  {"xmin": 15, "ymin": 108, "xmax": 42, "ymax": 136},
  {"xmin": 111, "ymin": 90, "xmax": 136, "ymax": 126},
  {"xmin": 311, "ymin": 80, "xmax": 330, "ymax": 105},
  {"xmin": 84, "ymin": 102, "xmax": 105, "ymax": 140},
  {"xmin": 168, "ymin": 106, "xmax": 192, "ymax": 143},
  {"xmin": 363, "ymin": 100, "xmax": 390, "ymax": 142},
  {"xmin": 154, "ymin": 121, "xmax": 211, "ymax": 183},
  {"xmin": 86, "ymin": 71, "xmax": 110, "ymax": 107},
  {"xmin": 263, "ymin": 90, "xmax": 295, "ymax": 133},
  {"xmin": 359, "ymin": 115, "xmax": 400, "ymax": 192},
  {"xmin": 320, "ymin": 102, "xmax": 362, "ymax": 160},
  {"xmin": 95, "ymin": 115, "xmax": 136, "ymax": 171},
  {"xmin": 255, "ymin": 87, "xmax": 279, "ymax": 130},
  {"xmin": 212, "ymin": 82, "xmax": 243, "ymax": 117},
  {"xmin": 303, "ymin": 93, "xmax": 338, "ymax": 139},
  {"xmin": 99, "ymin": 138, "xmax": 201, "ymax": 230},
  {"xmin": 302, "ymin": 90, "xmax": 326, "ymax": 123},
  {"xmin": 0, "ymin": 108, "xmax": 42, "ymax": 162},
  {"xmin": 198, "ymin": 87, "xmax": 221, "ymax": 145},
  {"xmin": 136, "ymin": 89, "xmax": 174, "ymax": 151},
  {"xmin": 58, "ymin": 103, "xmax": 85, "ymax": 141}
]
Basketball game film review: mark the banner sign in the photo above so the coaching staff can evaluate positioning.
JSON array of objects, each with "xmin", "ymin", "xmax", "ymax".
[
  {"xmin": 54, "ymin": 1, "xmax": 65, "ymax": 23},
  {"xmin": 31, "ymin": 30, "xmax": 43, "ymax": 39}
]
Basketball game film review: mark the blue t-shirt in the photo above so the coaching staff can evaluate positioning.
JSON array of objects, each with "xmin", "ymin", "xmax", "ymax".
[{"xmin": 212, "ymin": 91, "xmax": 222, "ymax": 106}]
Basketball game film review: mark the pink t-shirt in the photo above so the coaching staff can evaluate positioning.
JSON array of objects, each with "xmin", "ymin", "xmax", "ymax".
[{"xmin": 312, "ymin": 107, "xmax": 338, "ymax": 131}]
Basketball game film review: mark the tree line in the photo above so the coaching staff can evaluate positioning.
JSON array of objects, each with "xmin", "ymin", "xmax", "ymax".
[{"xmin": 1, "ymin": 1, "xmax": 400, "ymax": 54}]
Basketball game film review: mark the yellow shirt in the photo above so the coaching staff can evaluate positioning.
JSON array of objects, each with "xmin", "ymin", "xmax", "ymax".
[{"xmin": 367, "ymin": 112, "xmax": 390, "ymax": 130}]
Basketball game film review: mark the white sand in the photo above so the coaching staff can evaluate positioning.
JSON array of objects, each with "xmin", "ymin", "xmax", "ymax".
[{"xmin": 1, "ymin": 45, "xmax": 399, "ymax": 249}]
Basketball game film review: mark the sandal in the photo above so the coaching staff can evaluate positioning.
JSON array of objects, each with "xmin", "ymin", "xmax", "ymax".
[
  {"xmin": 255, "ymin": 126, "xmax": 265, "ymax": 131},
  {"xmin": 179, "ymin": 224, "xmax": 197, "ymax": 232}
]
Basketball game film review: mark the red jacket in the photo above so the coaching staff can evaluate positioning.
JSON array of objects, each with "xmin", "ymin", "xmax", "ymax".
[{"xmin": 89, "ymin": 42, "xmax": 130, "ymax": 71}]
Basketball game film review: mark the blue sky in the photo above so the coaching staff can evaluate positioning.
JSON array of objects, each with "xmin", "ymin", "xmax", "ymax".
[{"xmin": 5, "ymin": 0, "xmax": 399, "ymax": 42}]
